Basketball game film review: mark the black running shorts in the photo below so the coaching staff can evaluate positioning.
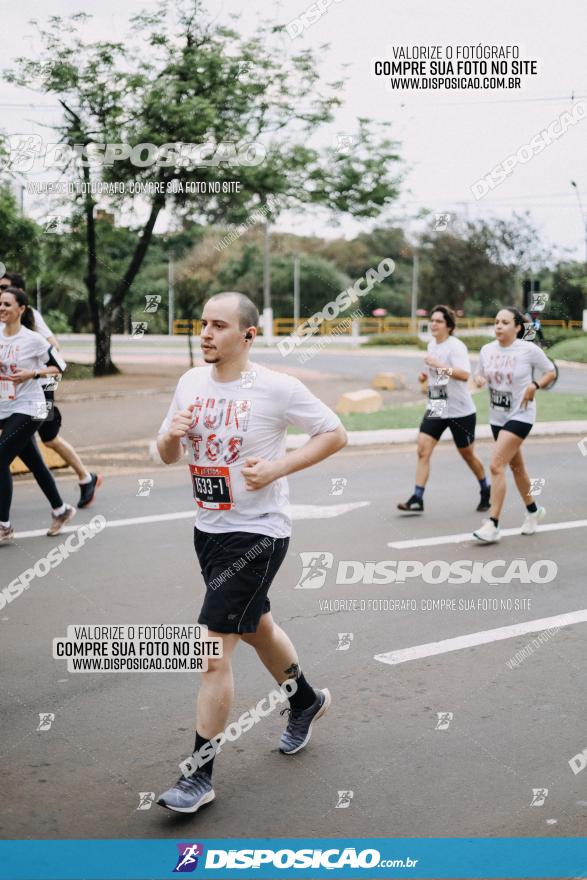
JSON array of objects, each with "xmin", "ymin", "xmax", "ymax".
[
  {"xmin": 419, "ymin": 412, "xmax": 476, "ymax": 449},
  {"xmin": 194, "ymin": 528, "xmax": 289, "ymax": 634},
  {"xmin": 37, "ymin": 389, "xmax": 62, "ymax": 443},
  {"xmin": 490, "ymin": 420, "xmax": 533, "ymax": 441}
]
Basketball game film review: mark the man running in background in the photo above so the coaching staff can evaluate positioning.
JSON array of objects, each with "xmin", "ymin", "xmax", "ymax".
[
  {"xmin": 1, "ymin": 273, "xmax": 101, "ymax": 508},
  {"xmin": 156, "ymin": 291, "xmax": 347, "ymax": 815}
]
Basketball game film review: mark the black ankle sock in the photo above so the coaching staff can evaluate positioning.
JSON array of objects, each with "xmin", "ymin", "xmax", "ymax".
[
  {"xmin": 194, "ymin": 731, "xmax": 215, "ymax": 778},
  {"xmin": 287, "ymin": 670, "xmax": 316, "ymax": 712},
  {"xmin": 490, "ymin": 517, "xmax": 499, "ymax": 528},
  {"xmin": 479, "ymin": 477, "xmax": 489, "ymax": 492},
  {"xmin": 526, "ymin": 502, "xmax": 538, "ymax": 513}
]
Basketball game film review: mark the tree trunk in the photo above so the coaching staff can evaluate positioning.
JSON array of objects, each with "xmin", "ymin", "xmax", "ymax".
[
  {"xmin": 109, "ymin": 192, "xmax": 166, "ymax": 331},
  {"xmin": 99, "ymin": 192, "xmax": 164, "ymax": 372},
  {"xmin": 94, "ymin": 322, "xmax": 118, "ymax": 376},
  {"xmin": 79, "ymin": 163, "xmax": 119, "ymax": 376}
]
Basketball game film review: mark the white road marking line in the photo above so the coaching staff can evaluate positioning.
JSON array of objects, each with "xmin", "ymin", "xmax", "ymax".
[
  {"xmin": 388, "ymin": 518, "xmax": 587, "ymax": 549},
  {"xmin": 290, "ymin": 502, "xmax": 370, "ymax": 518},
  {"xmin": 374, "ymin": 608, "xmax": 587, "ymax": 666},
  {"xmin": 12, "ymin": 501, "xmax": 371, "ymax": 540}
]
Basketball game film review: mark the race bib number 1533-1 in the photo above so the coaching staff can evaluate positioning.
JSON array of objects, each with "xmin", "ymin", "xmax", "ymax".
[{"xmin": 190, "ymin": 464, "xmax": 233, "ymax": 510}]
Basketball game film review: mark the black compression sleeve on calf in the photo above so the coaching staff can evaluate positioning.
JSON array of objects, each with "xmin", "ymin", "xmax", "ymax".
[
  {"xmin": 194, "ymin": 731, "xmax": 215, "ymax": 778},
  {"xmin": 286, "ymin": 670, "xmax": 317, "ymax": 712}
]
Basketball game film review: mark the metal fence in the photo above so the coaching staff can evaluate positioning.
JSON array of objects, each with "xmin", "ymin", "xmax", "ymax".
[{"xmin": 173, "ymin": 317, "xmax": 583, "ymax": 336}]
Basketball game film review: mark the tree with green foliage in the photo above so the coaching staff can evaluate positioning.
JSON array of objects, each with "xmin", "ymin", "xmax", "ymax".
[
  {"xmin": 176, "ymin": 228, "xmax": 351, "ymax": 321},
  {"xmin": 547, "ymin": 262, "xmax": 586, "ymax": 320},
  {"xmin": 0, "ymin": 186, "xmax": 40, "ymax": 278},
  {"xmin": 5, "ymin": 1, "xmax": 402, "ymax": 374},
  {"xmin": 418, "ymin": 213, "xmax": 551, "ymax": 315}
]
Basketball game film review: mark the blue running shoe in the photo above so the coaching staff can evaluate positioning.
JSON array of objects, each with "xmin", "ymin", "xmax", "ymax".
[
  {"xmin": 279, "ymin": 688, "xmax": 331, "ymax": 755},
  {"xmin": 157, "ymin": 769, "xmax": 215, "ymax": 814}
]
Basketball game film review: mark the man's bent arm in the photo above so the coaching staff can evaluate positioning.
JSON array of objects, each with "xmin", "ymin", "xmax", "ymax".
[
  {"xmin": 273, "ymin": 425, "xmax": 347, "ymax": 479},
  {"xmin": 157, "ymin": 432, "xmax": 185, "ymax": 465}
]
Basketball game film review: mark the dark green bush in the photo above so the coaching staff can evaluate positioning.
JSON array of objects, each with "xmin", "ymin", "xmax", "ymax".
[{"xmin": 363, "ymin": 333, "xmax": 423, "ymax": 347}]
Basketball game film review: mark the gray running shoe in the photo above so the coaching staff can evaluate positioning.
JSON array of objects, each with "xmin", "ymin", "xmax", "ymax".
[
  {"xmin": 157, "ymin": 769, "xmax": 215, "ymax": 814},
  {"xmin": 279, "ymin": 688, "xmax": 331, "ymax": 755}
]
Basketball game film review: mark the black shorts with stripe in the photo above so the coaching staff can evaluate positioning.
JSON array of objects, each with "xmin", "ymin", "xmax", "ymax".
[
  {"xmin": 194, "ymin": 527, "xmax": 289, "ymax": 634},
  {"xmin": 419, "ymin": 412, "xmax": 476, "ymax": 449}
]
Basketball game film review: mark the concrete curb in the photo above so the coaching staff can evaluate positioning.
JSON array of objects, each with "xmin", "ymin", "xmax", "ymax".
[
  {"xmin": 286, "ymin": 420, "xmax": 587, "ymax": 448},
  {"xmin": 15, "ymin": 420, "xmax": 586, "ymax": 476}
]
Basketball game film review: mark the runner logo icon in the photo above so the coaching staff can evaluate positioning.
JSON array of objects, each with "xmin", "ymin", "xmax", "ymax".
[
  {"xmin": 530, "ymin": 788, "xmax": 548, "ymax": 806},
  {"xmin": 335, "ymin": 790, "xmax": 354, "ymax": 808},
  {"xmin": 295, "ymin": 552, "xmax": 334, "ymax": 589},
  {"xmin": 336, "ymin": 633, "xmax": 354, "ymax": 651},
  {"xmin": 173, "ymin": 843, "xmax": 204, "ymax": 873}
]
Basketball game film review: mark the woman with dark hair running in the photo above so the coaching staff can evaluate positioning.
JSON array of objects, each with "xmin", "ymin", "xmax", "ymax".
[
  {"xmin": 0, "ymin": 286, "xmax": 76, "ymax": 544},
  {"xmin": 472, "ymin": 306, "xmax": 556, "ymax": 544},
  {"xmin": 0, "ymin": 272, "xmax": 102, "ymax": 508},
  {"xmin": 398, "ymin": 304, "xmax": 490, "ymax": 514}
]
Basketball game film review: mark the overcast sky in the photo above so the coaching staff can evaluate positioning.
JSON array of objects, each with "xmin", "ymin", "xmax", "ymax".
[{"xmin": 2, "ymin": 0, "xmax": 586, "ymax": 260}]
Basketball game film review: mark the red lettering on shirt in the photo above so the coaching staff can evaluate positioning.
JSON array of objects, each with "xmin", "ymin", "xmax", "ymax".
[
  {"xmin": 186, "ymin": 397, "xmax": 251, "ymax": 464},
  {"xmin": 224, "ymin": 436, "xmax": 242, "ymax": 464},
  {"xmin": 206, "ymin": 434, "xmax": 221, "ymax": 461}
]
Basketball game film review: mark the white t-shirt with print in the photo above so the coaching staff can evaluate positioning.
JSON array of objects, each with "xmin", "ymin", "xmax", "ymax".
[
  {"xmin": 426, "ymin": 335, "xmax": 476, "ymax": 419},
  {"xmin": 32, "ymin": 308, "xmax": 53, "ymax": 340},
  {"xmin": 31, "ymin": 308, "xmax": 57, "ymax": 389},
  {"xmin": 159, "ymin": 363, "xmax": 342, "ymax": 538},
  {"xmin": 477, "ymin": 339, "xmax": 554, "ymax": 426},
  {"xmin": 0, "ymin": 325, "xmax": 50, "ymax": 418}
]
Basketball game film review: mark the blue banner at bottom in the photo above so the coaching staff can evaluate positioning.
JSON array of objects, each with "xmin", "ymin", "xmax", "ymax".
[{"xmin": 0, "ymin": 838, "xmax": 586, "ymax": 879}]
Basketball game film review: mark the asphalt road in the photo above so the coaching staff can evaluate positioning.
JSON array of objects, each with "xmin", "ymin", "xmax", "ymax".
[
  {"xmin": 60, "ymin": 338, "xmax": 587, "ymax": 395},
  {"xmin": 247, "ymin": 349, "xmax": 584, "ymax": 396},
  {"xmin": 1, "ymin": 438, "xmax": 586, "ymax": 840}
]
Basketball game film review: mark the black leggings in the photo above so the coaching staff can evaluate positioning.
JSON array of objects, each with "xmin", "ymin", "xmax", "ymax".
[{"xmin": 0, "ymin": 413, "xmax": 63, "ymax": 521}]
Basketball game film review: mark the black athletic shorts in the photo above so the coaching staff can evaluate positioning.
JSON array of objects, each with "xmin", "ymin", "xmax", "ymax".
[
  {"xmin": 491, "ymin": 420, "xmax": 533, "ymax": 441},
  {"xmin": 37, "ymin": 389, "xmax": 62, "ymax": 443},
  {"xmin": 194, "ymin": 527, "xmax": 289, "ymax": 634},
  {"xmin": 419, "ymin": 412, "xmax": 476, "ymax": 449}
]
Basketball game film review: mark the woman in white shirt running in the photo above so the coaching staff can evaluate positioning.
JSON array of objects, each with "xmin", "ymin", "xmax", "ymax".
[
  {"xmin": 398, "ymin": 305, "xmax": 490, "ymax": 514},
  {"xmin": 0, "ymin": 287, "xmax": 76, "ymax": 544},
  {"xmin": 473, "ymin": 306, "xmax": 556, "ymax": 543}
]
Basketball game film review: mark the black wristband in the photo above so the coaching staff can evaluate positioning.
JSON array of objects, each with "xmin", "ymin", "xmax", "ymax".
[{"xmin": 532, "ymin": 380, "xmax": 540, "ymax": 391}]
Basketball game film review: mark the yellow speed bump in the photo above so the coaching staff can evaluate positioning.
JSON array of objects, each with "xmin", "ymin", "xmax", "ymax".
[
  {"xmin": 372, "ymin": 372, "xmax": 406, "ymax": 391},
  {"xmin": 336, "ymin": 389, "xmax": 383, "ymax": 415},
  {"xmin": 10, "ymin": 443, "xmax": 67, "ymax": 475}
]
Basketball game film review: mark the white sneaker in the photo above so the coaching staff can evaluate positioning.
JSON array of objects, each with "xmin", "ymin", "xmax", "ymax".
[
  {"xmin": 47, "ymin": 504, "xmax": 76, "ymax": 536},
  {"xmin": 521, "ymin": 506, "xmax": 545, "ymax": 535},
  {"xmin": 473, "ymin": 519, "xmax": 500, "ymax": 543},
  {"xmin": 0, "ymin": 524, "xmax": 15, "ymax": 545}
]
